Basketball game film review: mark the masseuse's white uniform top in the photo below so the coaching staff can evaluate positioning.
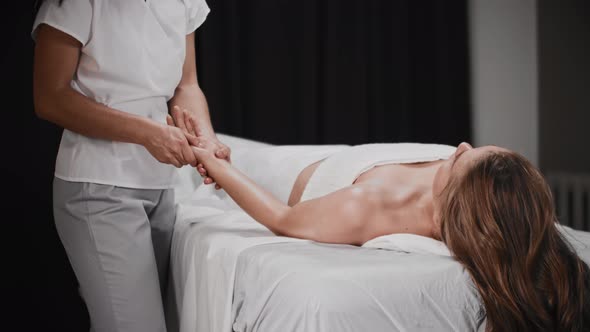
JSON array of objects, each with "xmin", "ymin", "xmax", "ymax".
[{"xmin": 33, "ymin": 0, "xmax": 210, "ymax": 189}]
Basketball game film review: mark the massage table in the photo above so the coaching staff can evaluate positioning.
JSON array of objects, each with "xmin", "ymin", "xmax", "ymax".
[{"xmin": 167, "ymin": 134, "xmax": 590, "ymax": 332}]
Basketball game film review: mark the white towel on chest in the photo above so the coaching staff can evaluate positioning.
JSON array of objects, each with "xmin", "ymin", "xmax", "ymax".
[{"xmin": 300, "ymin": 143, "xmax": 457, "ymax": 201}]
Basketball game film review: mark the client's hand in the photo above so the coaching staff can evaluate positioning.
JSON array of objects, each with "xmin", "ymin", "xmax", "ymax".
[
  {"xmin": 189, "ymin": 136, "xmax": 228, "ymax": 190},
  {"xmin": 166, "ymin": 114, "xmax": 222, "ymax": 188},
  {"xmin": 190, "ymin": 135, "xmax": 230, "ymax": 190},
  {"xmin": 169, "ymin": 106, "xmax": 232, "ymax": 163},
  {"xmin": 167, "ymin": 108, "xmax": 232, "ymax": 190}
]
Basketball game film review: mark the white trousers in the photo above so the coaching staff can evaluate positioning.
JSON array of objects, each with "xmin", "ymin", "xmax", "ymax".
[{"xmin": 53, "ymin": 178, "xmax": 175, "ymax": 332}]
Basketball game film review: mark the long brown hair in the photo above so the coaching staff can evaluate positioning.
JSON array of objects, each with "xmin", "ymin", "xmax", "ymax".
[{"xmin": 438, "ymin": 151, "xmax": 590, "ymax": 331}]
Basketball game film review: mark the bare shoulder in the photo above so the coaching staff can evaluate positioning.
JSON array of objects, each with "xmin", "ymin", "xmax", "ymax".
[
  {"xmin": 331, "ymin": 184, "xmax": 387, "ymax": 229},
  {"xmin": 342, "ymin": 183, "xmax": 387, "ymax": 210},
  {"xmin": 282, "ymin": 183, "xmax": 387, "ymax": 245}
]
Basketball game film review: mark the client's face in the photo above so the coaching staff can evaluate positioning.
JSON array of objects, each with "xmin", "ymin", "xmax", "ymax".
[{"xmin": 432, "ymin": 142, "xmax": 509, "ymax": 201}]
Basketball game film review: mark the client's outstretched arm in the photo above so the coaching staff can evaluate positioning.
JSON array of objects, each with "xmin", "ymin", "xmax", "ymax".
[{"xmin": 191, "ymin": 145, "xmax": 375, "ymax": 245}]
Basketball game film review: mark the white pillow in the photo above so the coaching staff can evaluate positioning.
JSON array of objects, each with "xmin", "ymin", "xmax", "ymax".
[{"xmin": 362, "ymin": 233, "xmax": 451, "ymax": 256}]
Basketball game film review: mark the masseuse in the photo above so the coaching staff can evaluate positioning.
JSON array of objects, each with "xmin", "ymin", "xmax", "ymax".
[{"xmin": 32, "ymin": 0, "xmax": 229, "ymax": 331}]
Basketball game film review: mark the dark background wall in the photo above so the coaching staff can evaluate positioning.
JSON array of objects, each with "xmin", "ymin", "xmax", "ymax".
[
  {"xmin": 5, "ymin": 1, "xmax": 89, "ymax": 332},
  {"xmin": 196, "ymin": 0, "xmax": 470, "ymax": 145},
  {"xmin": 538, "ymin": 0, "xmax": 590, "ymax": 174},
  {"xmin": 6, "ymin": 1, "xmax": 471, "ymax": 331}
]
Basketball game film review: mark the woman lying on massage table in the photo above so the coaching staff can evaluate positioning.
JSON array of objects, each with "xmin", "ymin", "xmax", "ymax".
[{"xmin": 184, "ymin": 133, "xmax": 589, "ymax": 332}]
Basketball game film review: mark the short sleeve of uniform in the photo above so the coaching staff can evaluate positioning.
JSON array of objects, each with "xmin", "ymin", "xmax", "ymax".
[
  {"xmin": 32, "ymin": 0, "xmax": 92, "ymax": 46},
  {"xmin": 184, "ymin": 0, "xmax": 210, "ymax": 34}
]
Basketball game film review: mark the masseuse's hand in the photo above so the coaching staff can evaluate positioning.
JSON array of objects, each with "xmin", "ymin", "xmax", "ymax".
[
  {"xmin": 169, "ymin": 106, "xmax": 232, "ymax": 163},
  {"xmin": 143, "ymin": 122, "xmax": 197, "ymax": 168},
  {"xmin": 169, "ymin": 106, "xmax": 231, "ymax": 189},
  {"xmin": 166, "ymin": 114, "xmax": 221, "ymax": 188}
]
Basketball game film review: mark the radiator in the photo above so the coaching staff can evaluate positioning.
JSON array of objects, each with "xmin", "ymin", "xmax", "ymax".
[{"xmin": 546, "ymin": 172, "xmax": 590, "ymax": 231}]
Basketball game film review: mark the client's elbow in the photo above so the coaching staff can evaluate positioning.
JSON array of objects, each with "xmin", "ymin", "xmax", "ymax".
[
  {"xmin": 271, "ymin": 209, "xmax": 312, "ymax": 240},
  {"xmin": 270, "ymin": 209, "xmax": 291, "ymax": 237}
]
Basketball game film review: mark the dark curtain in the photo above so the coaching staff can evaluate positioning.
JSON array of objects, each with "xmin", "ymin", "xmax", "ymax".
[{"xmin": 195, "ymin": 0, "xmax": 470, "ymax": 145}]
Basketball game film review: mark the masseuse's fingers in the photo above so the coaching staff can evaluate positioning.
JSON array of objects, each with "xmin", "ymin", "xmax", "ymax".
[
  {"xmin": 188, "ymin": 117, "xmax": 199, "ymax": 138},
  {"xmin": 184, "ymin": 133, "xmax": 201, "ymax": 148},
  {"xmin": 195, "ymin": 163, "xmax": 220, "ymax": 189},
  {"xmin": 176, "ymin": 134, "xmax": 197, "ymax": 167},
  {"xmin": 183, "ymin": 108, "xmax": 197, "ymax": 136},
  {"xmin": 182, "ymin": 142, "xmax": 197, "ymax": 167},
  {"xmin": 168, "ymin": 155, "xmax": 182, "ymax": 168},
  {"xmin": 215, "ymin": 147, "xmax": 228, "ymax": 159},
  {"xmin": 195, "ymin": 163, "xmax": 211, "ymax": 184},
  {"xmin": 166, "ymin": 114, "xmax": 175, "ymax": 126},
  {"xmin": 214, "ymin": 143, "xmax": 231, "ymax": 163},
  {"xmin": 170, "ymin": 106, "xmax": 180, "ymax": 126},
  {"xmin": 171, "ymin": 106, "xmax": 190, "ymax": 134},
  {"xmin": 195, "ymin": 160, "xmax": 207, "ymax": 174}
]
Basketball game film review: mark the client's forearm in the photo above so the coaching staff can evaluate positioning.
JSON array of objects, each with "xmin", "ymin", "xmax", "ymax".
[{"xmin": 206, "ymin": 159, "xmax": 290, "ymax": 234}]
